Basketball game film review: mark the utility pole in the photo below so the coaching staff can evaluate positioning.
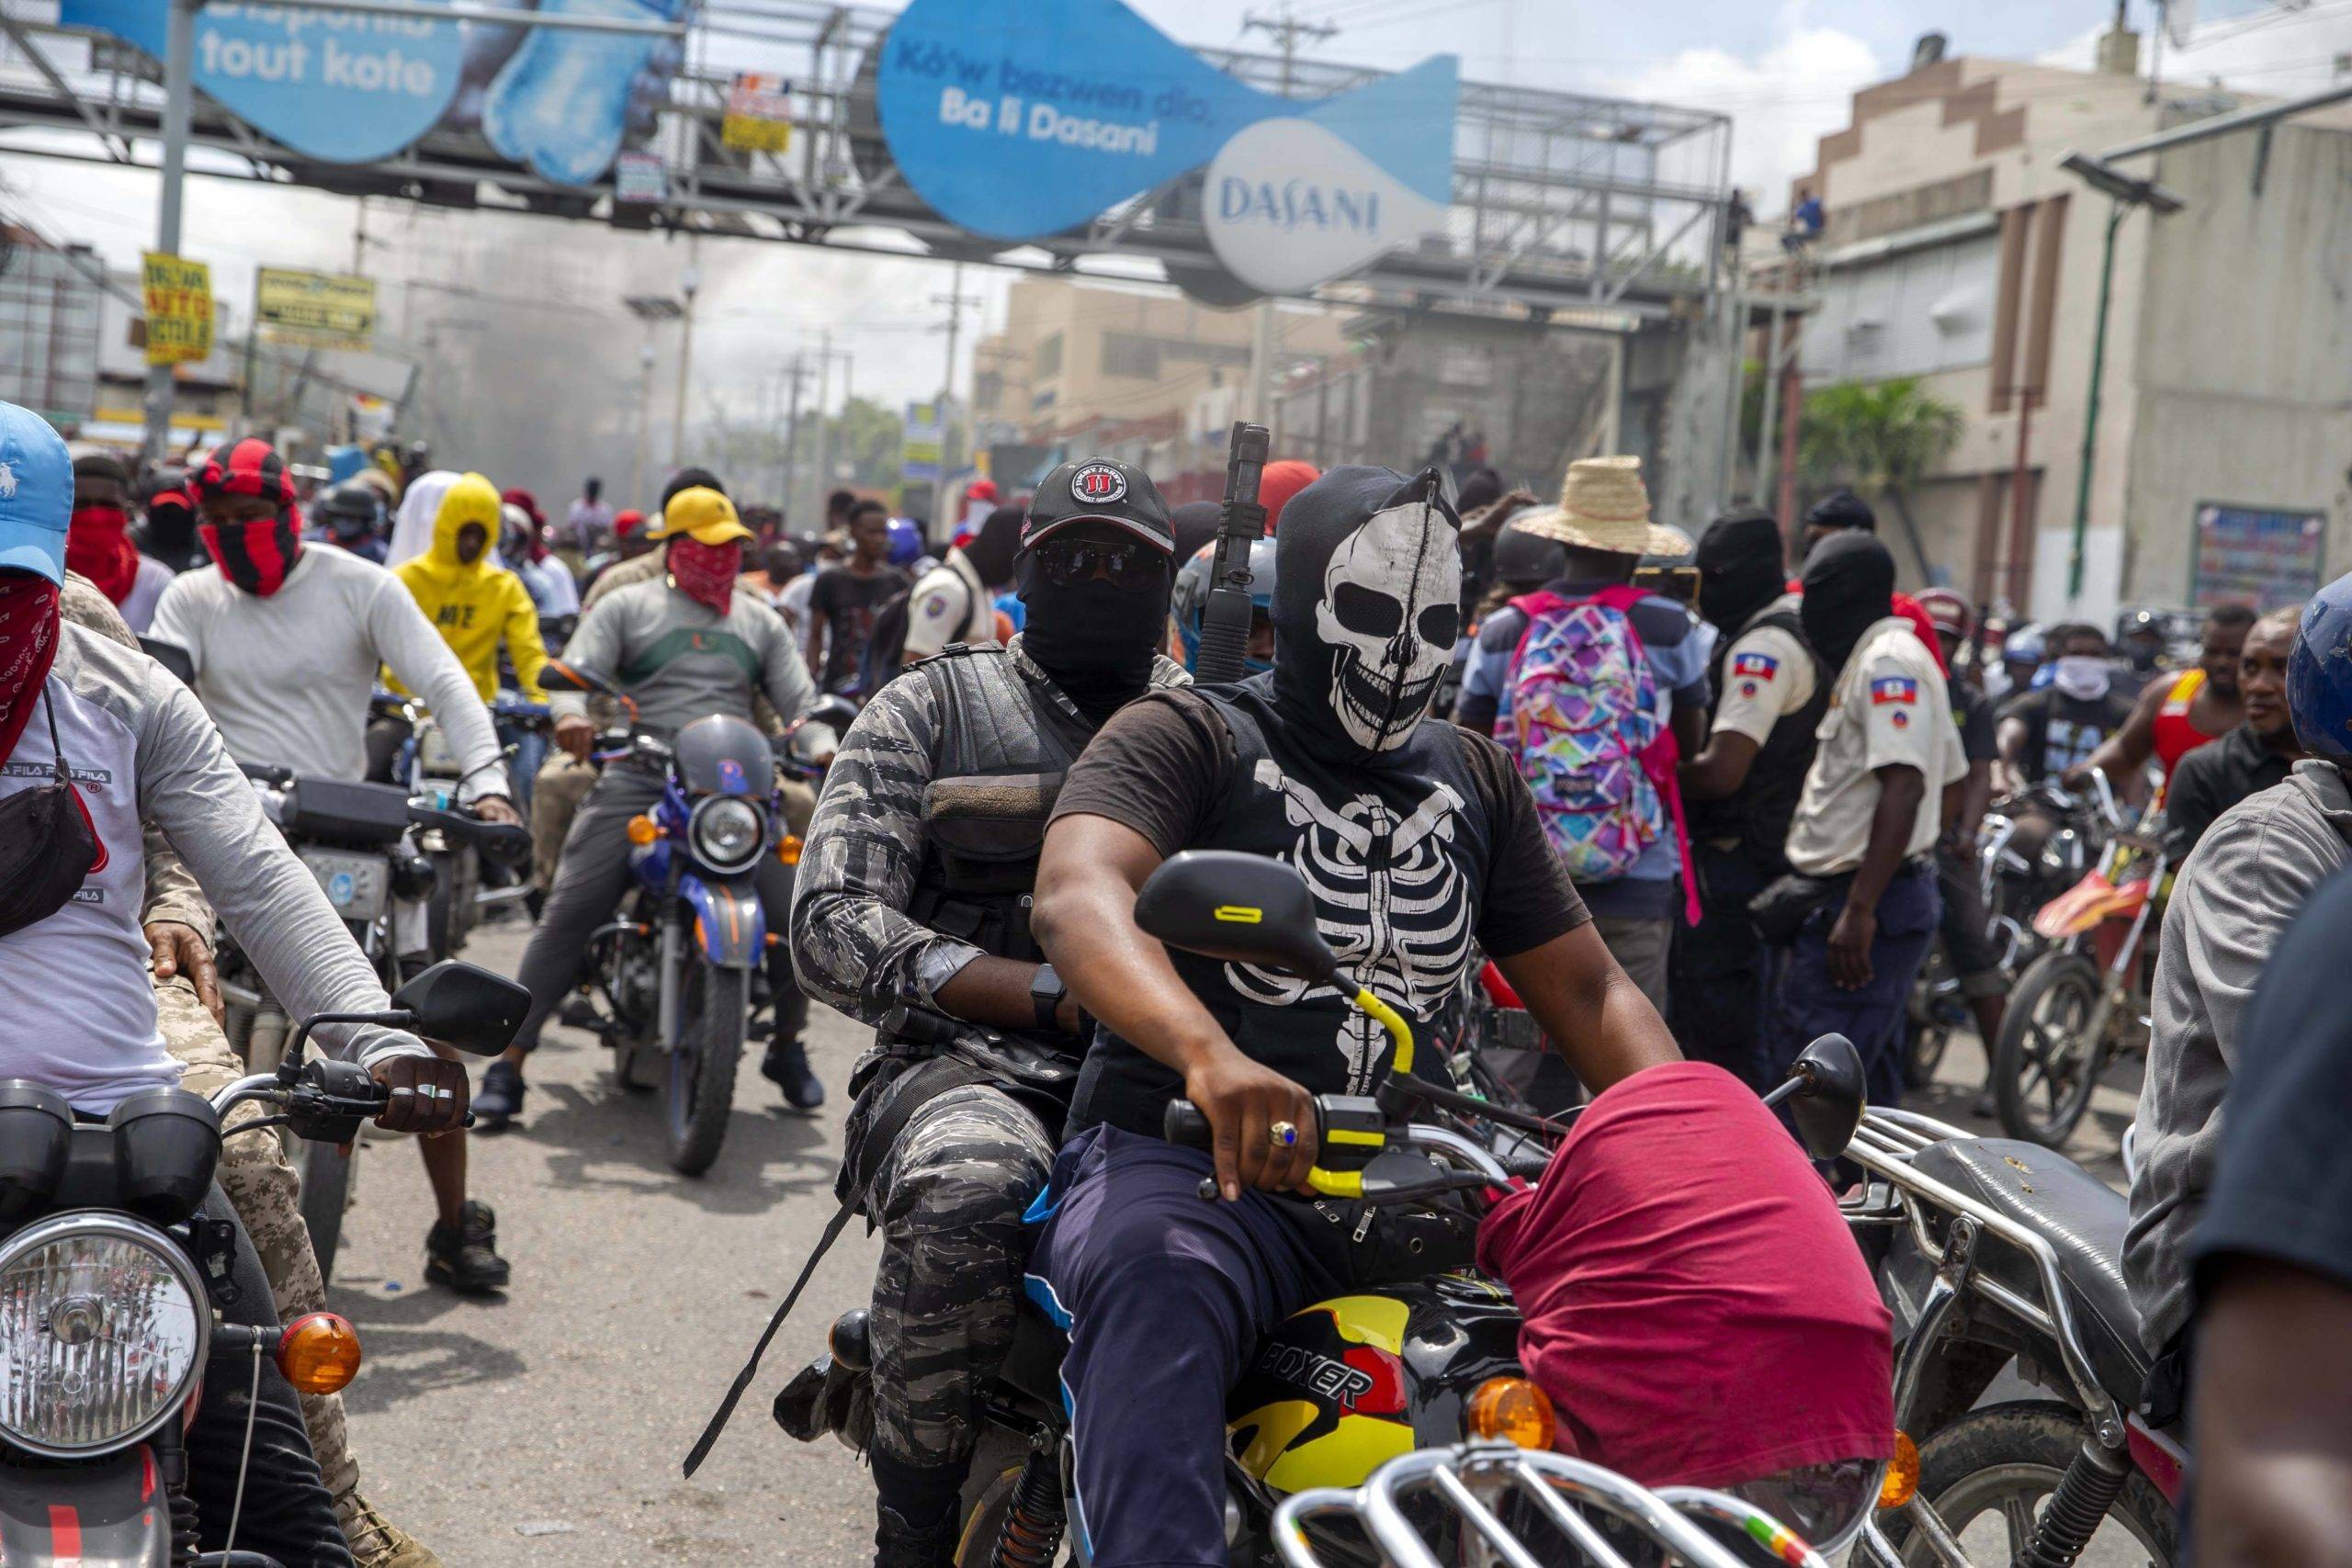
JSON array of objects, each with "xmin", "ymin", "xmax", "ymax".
[
  {"xmin": 352, "ymin": 195, "xmax": 368, "ymax": 275},
  {"xmin": 1239, "ymin": 8, "xmax": 1332, "ymax": 425},
  {"xmin": 776, "ymin": 355, "xmax": 811, "ymax": 515},
  {"xmin": 810, "ymin": 326, "xmax": 833, "ymax": 518},
  {"xmin": 140, "ymin": 0, "xmax": 195, "ymax": 468},
  {"xmin": 931, "ymin": 261, "xmax": 982, "ymax": 473},
  {"xmin": 671, "ymin": 239, "xmax": 702, "ymax": 468}
]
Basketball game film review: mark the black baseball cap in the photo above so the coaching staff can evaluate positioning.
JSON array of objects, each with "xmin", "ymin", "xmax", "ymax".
[{"xmin": 1023, "ymin": 458, "xmax": 1174, "ymax": 554}]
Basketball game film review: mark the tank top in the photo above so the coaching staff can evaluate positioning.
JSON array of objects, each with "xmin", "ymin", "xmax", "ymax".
[{"xmin": 2152, "ymin": 668, "xmax": 2221, "ymax": 784}]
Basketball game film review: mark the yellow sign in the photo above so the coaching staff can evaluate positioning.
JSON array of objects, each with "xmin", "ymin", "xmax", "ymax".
[
  {"xmin": 721, "ymin": 73, "xmax": 793, "ymax": 154},
  {"xmin": 140, "ymin": 251, "xmax": 212, "ymax": 367},
  {"xmin": 255, "ymin": 266, "xmax": 377, "ymax": 352}
]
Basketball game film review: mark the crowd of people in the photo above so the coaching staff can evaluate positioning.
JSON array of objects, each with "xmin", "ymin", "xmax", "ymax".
[{"xmin": 8, "ymin": 392, "xmax": 2352, "ymax": 1567}]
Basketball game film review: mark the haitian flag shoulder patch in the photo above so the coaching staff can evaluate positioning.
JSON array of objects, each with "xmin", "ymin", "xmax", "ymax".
[
  {"xmin": 1731, "ymin": 651, "xmax": 1780, "ymax": 681},
  {"xmin": 1871, "ymin": 675, "xmax": 1919, "ymax": 705}
]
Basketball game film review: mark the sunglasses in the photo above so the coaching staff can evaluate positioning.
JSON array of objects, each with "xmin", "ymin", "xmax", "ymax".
[{"xmin": 1033, "ymin": 536, "xmax": 1167, "ymax": 592}]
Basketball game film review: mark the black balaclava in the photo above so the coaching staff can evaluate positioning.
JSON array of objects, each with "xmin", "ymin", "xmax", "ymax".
[
  {"xmin": 963, "ymin": 503, "xmax": 1024, "ymax": 589},
  {"xmin": 1798, "ymin": 532, "xmax": 1896, "ymax": 672},
  {"xmin": 1694, "ymin": 507, "xmax": 1789, "ymax": 632},
  {"xmin": 1016, "ymin": 535, "xmax": 1171, "ymax": 727},
  {"xmin": 1271, "ymin": 465, "xmax": 1462, "ymax": 761}
]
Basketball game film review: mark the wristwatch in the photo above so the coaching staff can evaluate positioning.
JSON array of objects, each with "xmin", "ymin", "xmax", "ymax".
[{"xmin": 1030, "ymin": 964, "xmax": 1070, "ymax": 1033}]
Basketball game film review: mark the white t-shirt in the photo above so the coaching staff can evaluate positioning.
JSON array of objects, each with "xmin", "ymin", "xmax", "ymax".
[
  {"xmin": 1784, "ymin": 617, "xmax": 1968, "ymax": 876},
  {"xmin": 118, "ymin": 555, "xmax": 179, "ymax": 636},
  {"xmin": 149, "ymin": 546, "xmax": 510, "ymax": 800},
  {"xmin": 900, "ymin": 550, "xmax": 997, "ymax": 660},
  {"xmin": 1710, "ymin": 612, "xmax": 1817, "ymax": 746}
]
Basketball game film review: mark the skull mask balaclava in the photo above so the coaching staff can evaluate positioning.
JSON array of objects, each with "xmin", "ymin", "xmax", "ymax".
[{"xmin": 1272, "ymin": 465, "xmax": 1463, "ymax": 761}]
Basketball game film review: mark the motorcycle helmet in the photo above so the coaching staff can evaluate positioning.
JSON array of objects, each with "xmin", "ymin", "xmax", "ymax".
[
  {"xmin": 1915, "ymin": 586, "xmax": 1973, "ymax": 641},
  {"xmin": 1489, "ymin": 516, "xmax": 1569, "ymax": 594},
  {"xmin": 2288, "ymin": 572, "xmax": 2352, "ymax": 758},
  {"xmin": 313, "ymin": 481, "xmax": 385, "ymax": 541},
  {"xmin": 1172, "ymin": 536, "xmax": 1278, "ymax": 674}
]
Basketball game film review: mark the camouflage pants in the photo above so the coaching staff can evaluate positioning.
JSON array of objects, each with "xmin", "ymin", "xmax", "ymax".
[
  {"xmin": 156, "ymin": 976, "xmax": 360, "ymax": 1514},
  {"xmin": 531, "ymin": 750, "xmax": 600, "ymax": 894},
  {"xmin": 865, "ymin": 1082, "xmax": 1057, "ymax": 1471}
]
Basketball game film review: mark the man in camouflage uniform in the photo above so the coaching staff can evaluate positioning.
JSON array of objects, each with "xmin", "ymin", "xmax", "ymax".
[
  {"xmin": 790, "ymin": 460, "xmax": 1184, "ymax": 1566},
  {"xmin": 63, "ymin": 574, "xmax": 435, "ymax": 1568}
]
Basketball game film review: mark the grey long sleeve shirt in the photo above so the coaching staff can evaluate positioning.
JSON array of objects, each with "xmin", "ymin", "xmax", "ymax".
[
  {"xmin": 2124, "ymin": 760, "xmax": 2352, "ymax": 1352},
  {"xmin": 549, "ymin": 577, "xmax": 825, "ymax": 747}
]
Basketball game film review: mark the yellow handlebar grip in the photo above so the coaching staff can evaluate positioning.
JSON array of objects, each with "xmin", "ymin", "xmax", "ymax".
[
  {"xmin": 1306, "ymin": 1168, "xmax": 1365, "ymax": 1200},
  {"xmin": 1353, "ymin": 987, "xmax": 1415, "ymax": 1077}
]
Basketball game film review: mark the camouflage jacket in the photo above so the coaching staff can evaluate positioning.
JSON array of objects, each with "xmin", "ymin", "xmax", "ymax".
[{"xmin": 788, "ymin": 636, "xmax": 1187, "ymax": 1068}]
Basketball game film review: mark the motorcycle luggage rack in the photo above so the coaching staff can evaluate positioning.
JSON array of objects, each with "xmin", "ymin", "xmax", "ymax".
[
  {"xmin": 1270, "ymin": 1443, "xmax": 1828, "ymax": 1568},
  {"xmin": 1842, "ymin": 1108, "xmax": 2126, "ymax": 1455}
]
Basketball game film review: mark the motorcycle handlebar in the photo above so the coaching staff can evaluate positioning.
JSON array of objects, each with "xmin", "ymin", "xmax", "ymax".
[
  {"xmin": 238, "ymin": 759, "xmax": 296, "ymax": 787},
  {"xmin": 407, "ymin": 799, "xmax": 534, "ymax": 866},
  {"xmin": 1161, "ymin": 1097, "xmax": 1510, "ymax": 1201}
]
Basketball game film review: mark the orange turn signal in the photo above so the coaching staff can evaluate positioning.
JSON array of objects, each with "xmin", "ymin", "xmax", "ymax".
[
  {"xmin": 626, "ymin": 813, "xmax": 662, "ymax": 846},
  {"xmin": 775, "ymin": 833, "xmax": 804, "ymax": 867},
  {"xmin": 1464, "ymin": 1376, "xmax": 1555, "ymax": 1450},
  {"xmin": 277, "ymin": 1313, "xmax": 362, "ymax": 1396},
  {"xmin": 1877, "ymin": 1431, "xmax": 1920, "ymax": 1509}
]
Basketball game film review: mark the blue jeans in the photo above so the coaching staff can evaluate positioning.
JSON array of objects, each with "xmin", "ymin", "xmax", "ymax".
[
  {"xmin": 1763, "ymin": 864, "xmax": 1941, "ymax": 1112},
  {"xmin": 499, "ymin": 720, "xmax": 548, "ymax": 816}
]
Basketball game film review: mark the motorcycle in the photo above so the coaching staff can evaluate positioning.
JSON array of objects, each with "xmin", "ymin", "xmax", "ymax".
[
  {"xmin": 1989, "ymin": 770, "xmax": 2166, "ymax": 1148},
  {"xmin": 776, "ymin": 851, "xmax": 1874, "ymax": 1567},
  {"xmin": 220, "ymin": 764, "xmax": 530, "ymax": 1279},
  {"xmin": 0, "ymin": 960, "xmax": 525, "ymax": 1566},
  {"xmin": 370, "ymin": 689, "xmax": 547, "ymax": 952},
  {"xmin": 1843, "ymin": 1109, "xmax": 2182, "ymax": 1564},
  {"xmin": 537, "ymin": 660, "xmax": 832, "ymax": 1175}
]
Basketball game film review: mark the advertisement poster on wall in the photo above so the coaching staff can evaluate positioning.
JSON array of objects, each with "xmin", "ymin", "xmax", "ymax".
[
  {"xmin": 2190, "ymin": 502, "xmax": 2325, "ymax": 611},
  {"xmin": 141, "ymin": 252, "xmax": 213, "ymax": 366},
  {"xmin": 255, "ymin": 266, "xmax": 377, "ymax": 353},
  {"xmin": 57, "ymin": 0, "xmax": 693, "ymax": 187}
]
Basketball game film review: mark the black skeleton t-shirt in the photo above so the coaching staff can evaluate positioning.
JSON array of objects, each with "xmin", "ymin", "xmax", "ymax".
[{"xmin": 1052, "ymin": 685, "xmax": 1590, "ymax": 1137}]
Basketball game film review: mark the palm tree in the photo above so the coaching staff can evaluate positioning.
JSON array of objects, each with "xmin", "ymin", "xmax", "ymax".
[{"xmin": 1797, "ymin": 377, "xmax": 1965, "ymax": 580}]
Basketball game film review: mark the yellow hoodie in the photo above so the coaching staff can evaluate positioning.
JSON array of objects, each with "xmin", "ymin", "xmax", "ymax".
[{"xmin": 389, "ymin": 472, "xmax": 549, "ymax": 704}]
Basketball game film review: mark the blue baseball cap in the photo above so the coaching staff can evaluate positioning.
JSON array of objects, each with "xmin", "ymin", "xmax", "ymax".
[{"xmin": 0, "ymin": 401, "xmax": 74, "ymax": 584}]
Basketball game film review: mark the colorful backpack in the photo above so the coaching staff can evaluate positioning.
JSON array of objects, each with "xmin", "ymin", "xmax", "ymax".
[{"xmin": 1498, "ymin": 587, "xmax": 1695, "ymax": 919}]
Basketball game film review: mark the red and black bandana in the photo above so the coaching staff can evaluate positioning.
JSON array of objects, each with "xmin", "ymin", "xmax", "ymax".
[{"xmin": 191, "ymin": 438, "xmax": 303, "ymax": 596}]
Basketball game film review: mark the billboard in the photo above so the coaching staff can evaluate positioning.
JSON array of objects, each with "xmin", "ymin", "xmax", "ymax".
[
  {"xmin": 2191, "ymin": 502, "xmax": 2324, "ymax": 611},
  {"xmin": 901, "ymin": 401, "xmax": 944, "ymax": 484},
  {"xmin": 874, "ymin": 0, "xmax": 1455, "ymax": 294},
  {"xmin": 57, "ymin": 0, "xmax": 689, "ymax": 186},
  {"xmin": 141, "ymin": 252, "xmax": 212, "ymax": 366},
  {"xmin": 255, "ymin": 266, "xmax": 377, "ymax": 352}
]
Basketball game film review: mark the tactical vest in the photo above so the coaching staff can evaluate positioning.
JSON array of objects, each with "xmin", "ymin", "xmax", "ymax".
[
  {"xmin": 1686, "ymin": 604, "xmax": 1829, "ymax": 877},
  {"xmin": 905, "ymin": 643, "xmax": 1095, "ymax": 966},
  {"xmin": 1069, "ymin": 675, "xmax": 1496, "ymax": 1141}
]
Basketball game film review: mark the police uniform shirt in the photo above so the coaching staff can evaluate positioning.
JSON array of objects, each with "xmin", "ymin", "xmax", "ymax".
[
  {"xmin": 1709, "ymin": 619, "xmax": 1817, "ymax": 745},
  {"xmin": 1784, "ymin": 617, "xmax": 1967, "ymax": 877}
]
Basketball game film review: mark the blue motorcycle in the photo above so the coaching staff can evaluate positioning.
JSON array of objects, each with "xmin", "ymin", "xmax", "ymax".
[{"xmin": 542, "ymin": 664, "xmax": 789, "ymax": 1174}]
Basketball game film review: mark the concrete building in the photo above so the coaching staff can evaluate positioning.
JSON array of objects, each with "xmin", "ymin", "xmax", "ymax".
[
  {"xmin": 969, "ymin": 276, "xmax": 1349, "ymax": 493},
  {"xmin": 1790, "ymin": 31, "xmax": 2352, "ymax": 622}
]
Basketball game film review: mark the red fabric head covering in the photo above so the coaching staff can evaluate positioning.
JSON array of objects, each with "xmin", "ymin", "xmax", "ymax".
[
  {"xmin": 1476, "ymin": 1062, "xmax": 1894, "ymax": 1489},
  {"xmin": 613, "ymin": 509, "xmax": 647, "ymax": 538},
  {"xmin": 667, "ymin": 536, "xmax": 740, "ymax": 615},
  {"xmin": 501, "ymin": 488, "xmax": 550, "ymax": 562},
  {"xmin": 0, "ymin": 575, "xmax": 62, "ymax": 763},
  {"xmin": 67, "ymin": 505, "xmax": 139, "ymax": 604},
  {"xmin": 1258, "ymin": 460, "xmax": 1320, "ymax": 536},
  {"xmin": 189, "ymin": 439, "xmax": 304, "ymax": 596}
]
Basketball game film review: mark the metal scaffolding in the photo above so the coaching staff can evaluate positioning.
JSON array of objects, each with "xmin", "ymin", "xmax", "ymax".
[{"xmin": 0, "ymin": 0, "xmax": 1733, "ymax": 321}]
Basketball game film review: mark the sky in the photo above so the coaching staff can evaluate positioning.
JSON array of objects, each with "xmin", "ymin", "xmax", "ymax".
[{"xmin": 1, "ymin": 0, "xmax": 2346, "ymax": 494}]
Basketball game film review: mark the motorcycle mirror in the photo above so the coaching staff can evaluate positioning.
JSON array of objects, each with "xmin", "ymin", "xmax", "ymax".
[
  {"xmin": 1775, "ymin": 1033, "xmax": 1867, "ymax": 1162},
  {"xmin": 389, "ymin": 961, "xmax": 531, "ymax": 1056},
  {"xmin": 1135, "ymin": 850, "xmax": 1340, "ymax": 987},
  {"xmin": 141, "ymin": 637, "xmax": 197, "ymax": 685}
]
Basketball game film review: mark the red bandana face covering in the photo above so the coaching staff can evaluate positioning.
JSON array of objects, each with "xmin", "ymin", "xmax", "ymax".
[
  {"xmin": 0, "ymin": 576, "xmax": 62, "ymax": 762},
  {"xmin": 668, "ymin": 538, "xmax": 741, "ymax": 616},
  {"xmin": 67, "ymin": 505, "xmax": 140, "ymax": 604}
]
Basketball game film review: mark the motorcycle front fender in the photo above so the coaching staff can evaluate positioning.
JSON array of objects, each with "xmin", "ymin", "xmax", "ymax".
[
  {"xmin": 678, "ymin": 875, "xmax": 766, "ymax": 970},
  {"xmin": 0, "ymin": 1445, "xmax": 174, "ymax": 1565}
]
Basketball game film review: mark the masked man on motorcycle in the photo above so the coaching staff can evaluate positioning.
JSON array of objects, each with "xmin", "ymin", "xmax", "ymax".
[
  {"xmin": 1025, "ymin": 465, "xmax": 1681, "ymax": 1566},
  {"xmin": 485, "ymin": 486, "xmax": 831, "ymax": 1122},
  {"xmin": 0, "ymin": 400, "xmax": 469, "ymax": 1563},
  {"xmin": 789, "ymin": 458, "xmax": 1186, "ymax": 1566},
  {"xmin": 148, "ymin": 437, "xmax": 519, "ymax": 1293},
  {"xmin": 2125, "ymin": 572, "xmax": 2352, "ymax": 1425}
]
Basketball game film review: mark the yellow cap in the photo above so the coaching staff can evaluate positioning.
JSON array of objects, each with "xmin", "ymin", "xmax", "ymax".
[{"xmin": 660, "ymin": 485, "xmax": 753, "ymax": 546}]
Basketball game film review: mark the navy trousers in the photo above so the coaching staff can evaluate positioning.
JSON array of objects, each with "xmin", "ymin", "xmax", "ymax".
[
  {"xmin": 1672, "ymin": 840, "xmax": 1779, "ymax": 1090},
  {"xmin": 1024, "ymin": 1127, "xmax": 1339, "ymax": 1567},
  {"xmin": 1762, "ymin": 864, "xmax": 1941, "ymax": 1113}
]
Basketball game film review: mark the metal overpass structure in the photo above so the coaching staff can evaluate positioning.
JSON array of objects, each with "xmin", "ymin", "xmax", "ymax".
[{"xmin": 0, "ymin": 0, "xmax": 1735, "ymax": 322}]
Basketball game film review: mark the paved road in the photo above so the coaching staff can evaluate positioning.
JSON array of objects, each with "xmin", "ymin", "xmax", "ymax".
[
  {"xmin": 329, "ymin": 919, "xmax": 2143, "ymax": 1562},
  {"xmin": 330, "ymin": 919, "xmax": 879, "ymax": 1563}
]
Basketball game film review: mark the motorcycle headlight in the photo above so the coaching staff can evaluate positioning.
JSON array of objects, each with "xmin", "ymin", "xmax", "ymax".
[
  {"xmin": 0, "ymin": 1213, "xmax": 209, "ymax": 1457},
  {"xmin": 687, "ymin": 795, "xmax": 765, "ymax": 874}
]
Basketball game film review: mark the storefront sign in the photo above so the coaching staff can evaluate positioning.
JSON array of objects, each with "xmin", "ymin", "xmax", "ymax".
[
  {"xmin": 255, "ymin": 265, "xmax": 376, "ymax": 352},
  {"xmin": 901, "ymin": 400, "xmax": 944, "ymax": 483},
  {"xmin": 141, "ymin": 251, "xmax": 213, "ymax": 366},
  {"xmin": 614, "ymin": 150, "xmax": 669, "ymax": 204},
  {"xmin": 722, "ymin": 73, "xmax": 793, "ymax": 153},
  {"xmin": 2191, "ymin": 502, "xmax": 2324, "ymax": 611}
]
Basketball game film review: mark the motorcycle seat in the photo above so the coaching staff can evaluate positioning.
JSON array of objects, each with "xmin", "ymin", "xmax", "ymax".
[
  {"xmin": 1000, "ymin": 1303, "xmax": 1069, "ymax": 1416},
  {"xmin": 1909, "ymin": 1137, "xmax": 2150, "ymax": 1409}
]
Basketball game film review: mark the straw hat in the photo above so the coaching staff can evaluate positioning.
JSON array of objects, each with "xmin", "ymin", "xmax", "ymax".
[{"xmin": 1511, "ymin": 456, "xmax": 1692, "ymax": 558}]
